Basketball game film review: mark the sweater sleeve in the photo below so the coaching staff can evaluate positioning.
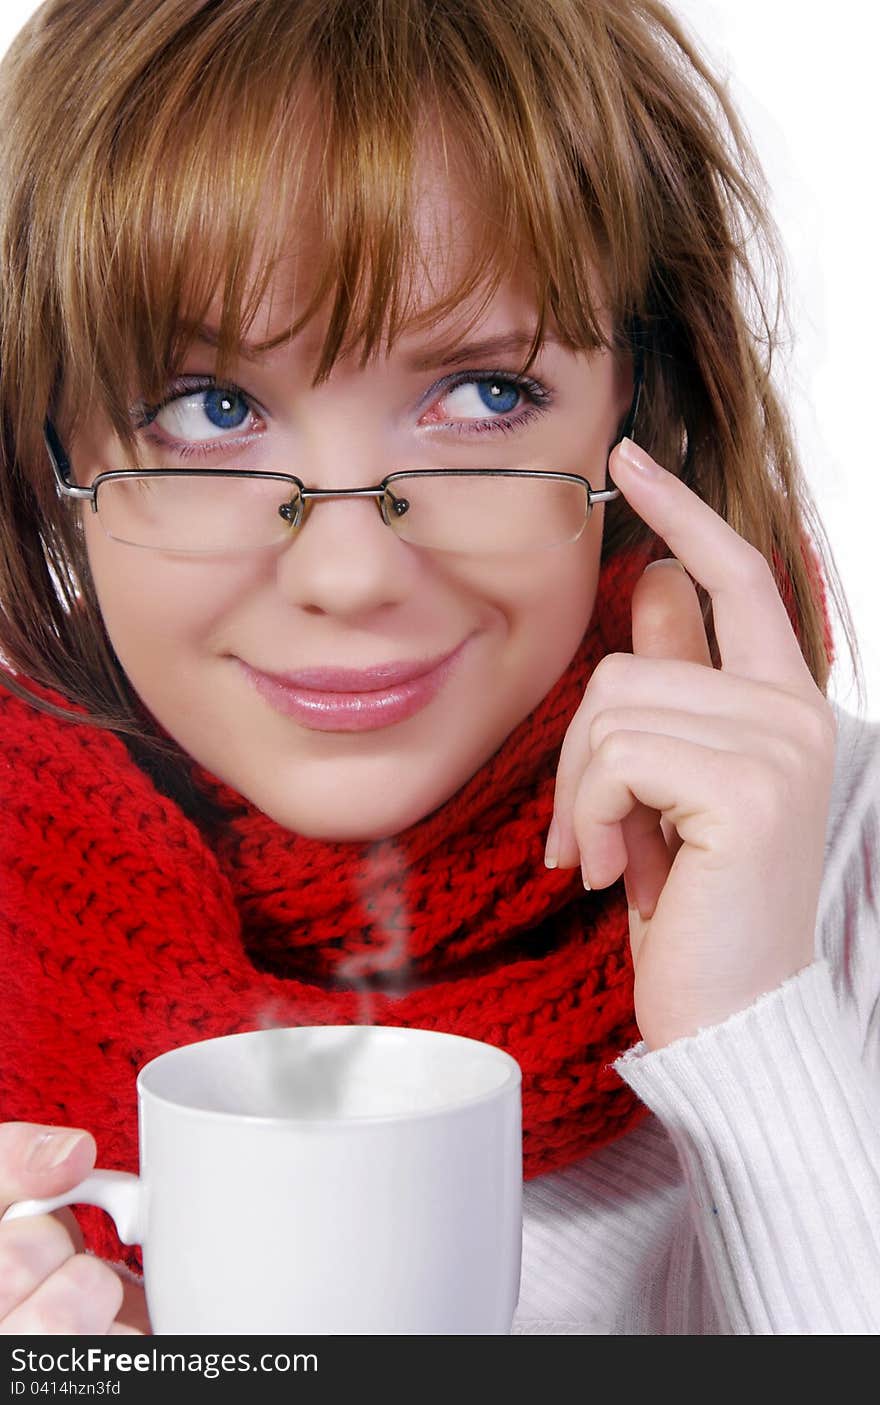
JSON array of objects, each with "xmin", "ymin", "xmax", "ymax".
[
  {"xmin": 613, "ymin": 960, "xmax": 880, "ymax": 1333},
  {"xmin": 611, "ymin": 701, "xmax": 880, "ymax": 1335}
]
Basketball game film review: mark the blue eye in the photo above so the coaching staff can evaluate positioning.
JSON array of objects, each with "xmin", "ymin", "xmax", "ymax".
[
  {"xmin": 472, "ymin": 380, "xmax": 521, "ymax": 415},
  {"xmin": 202, "ymin": 388, "xmax": 249, "ymax": 430},
  {"xmin": 132, "ymin": 380, "xmax": 257, "ymax": 446},
  {"xmin": 438, "ymin": 371, "xmax": 554, "ymax": 438}
]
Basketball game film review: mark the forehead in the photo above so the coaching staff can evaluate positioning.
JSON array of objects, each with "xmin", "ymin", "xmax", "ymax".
[{"xmin": 195, "ymin": 121, "xmax": 552, "ymax": 363}]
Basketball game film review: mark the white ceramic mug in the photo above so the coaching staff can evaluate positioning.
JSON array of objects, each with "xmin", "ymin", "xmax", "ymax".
[{"xmin": 3, "ymin": 1025, "xmax": 522, "ymax": 1335}]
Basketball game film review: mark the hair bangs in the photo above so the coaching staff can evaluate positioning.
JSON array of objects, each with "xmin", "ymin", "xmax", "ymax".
[{"xmin": 52, "ymin": 1, "xmax": 623, "ymax": 460}]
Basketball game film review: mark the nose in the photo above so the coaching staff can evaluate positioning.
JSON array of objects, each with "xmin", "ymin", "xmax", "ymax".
[{"xmin": 273, "ymin": 480, "xmax": 422, "ymax": 616}]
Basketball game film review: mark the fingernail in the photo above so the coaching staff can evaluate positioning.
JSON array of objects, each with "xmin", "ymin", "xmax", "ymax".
[
  {"xmin": 581, "ymin": 859, "xmax": 592, "ymax": 891},
  {"xmin": 26, "ymin": 1130, "xmax": 87, "ymax": 1171},
  {"xmin": 544, "ymin": 817, "xmax": 559, "ymax": 869},
  {"xmin": 644, "ymin": 557, "xmax": 685, "ymax": 573},
  {"xmin": 618, "ymin": 437, "xmax": 663, "ymax": 478}
]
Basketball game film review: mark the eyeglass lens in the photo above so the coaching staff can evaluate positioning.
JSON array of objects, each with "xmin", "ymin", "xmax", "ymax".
[{"xmin": 93, "ymin": 471, "xmax": 592, "ymax": 554}]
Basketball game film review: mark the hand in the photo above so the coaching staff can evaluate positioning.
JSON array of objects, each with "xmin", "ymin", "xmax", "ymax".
[
  {"xmin": 547, "ymin": 437, "xmax": 837, "ymax": 1051},
  {"xmin": 0, "ymin": 1123, "xmax": 149, "ymax": 1334}
]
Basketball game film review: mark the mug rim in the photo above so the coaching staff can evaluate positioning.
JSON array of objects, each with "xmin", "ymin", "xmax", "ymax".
[{"xmin": 135, "ymin": 1024, "xmax": 522, "ymax": 1127}]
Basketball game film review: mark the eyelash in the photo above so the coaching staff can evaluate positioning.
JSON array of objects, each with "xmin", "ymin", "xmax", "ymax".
[{"xmin": 132, "ymin": 370, "xmax": 555, "ymax": 461}]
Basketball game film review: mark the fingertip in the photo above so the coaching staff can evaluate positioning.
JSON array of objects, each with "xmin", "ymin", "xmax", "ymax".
[
  {"xmin": 0, "ymin": 1125, "xmax": 94, "ymax": 1215},
  {"xmin": 25, "ymin": 1128, "xmax": 95, "ymax": 1175},
  {"xmin": 615, "ymin": 437, "xmax": 662, "ymax": 477},
  {"xmin": 0, "ymin": 1123, "xmax": 77, "ymax": 1184},
  {"xmin": 642, "ymin": 557, "xmax": 685, "ymax": 576}
]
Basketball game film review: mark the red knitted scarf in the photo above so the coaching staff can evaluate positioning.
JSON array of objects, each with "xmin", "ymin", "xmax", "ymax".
[{"xmin": 0, "ymin": 538, "xmax": 833, "ymax": 1274}]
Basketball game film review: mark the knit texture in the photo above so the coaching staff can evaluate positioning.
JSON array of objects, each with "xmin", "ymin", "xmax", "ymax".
[{"xmin": 0, "ymin": 536, "xmax": 833, "ymax": 1275}]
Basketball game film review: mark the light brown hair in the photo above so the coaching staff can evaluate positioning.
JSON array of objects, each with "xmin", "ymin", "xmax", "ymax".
[{"xmin": 0, "ymin": 0, "xmax": 864, "ymax": 823}]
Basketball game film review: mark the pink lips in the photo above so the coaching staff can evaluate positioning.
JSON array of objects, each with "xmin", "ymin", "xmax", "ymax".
[{"xmin": 237, "ymin": 639, "xmax": 470, "ymax": 732}]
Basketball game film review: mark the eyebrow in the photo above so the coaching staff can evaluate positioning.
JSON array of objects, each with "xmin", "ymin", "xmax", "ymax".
[
  {"xmin": 405, "ymin": 330, "xmax": 561, "ymax": 371},
  {"xmin": 190, "ymin": 325, "xmax": 561, "ymax": 370}
]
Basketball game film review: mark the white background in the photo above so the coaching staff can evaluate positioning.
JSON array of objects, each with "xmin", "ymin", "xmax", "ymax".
[{"xmin": 2, "ymin": 2, "xmax": 877, "ymax": 715}]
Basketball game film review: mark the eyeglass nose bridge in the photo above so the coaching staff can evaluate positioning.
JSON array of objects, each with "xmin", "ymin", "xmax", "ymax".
[{"xmin": 278, "ymin": 483, "xmax": 412, "ymax": 531}]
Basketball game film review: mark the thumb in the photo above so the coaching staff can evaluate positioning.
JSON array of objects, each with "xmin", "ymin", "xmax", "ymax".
[
  {"xmin": 631, "ymin": 556, "xmax": 713, "ymax": 858},
  {"xmin": 618, "ymin": 557, "xmax": 714, "ymax": 933},
  {"xmin": 631, "ymin": 557, "xmax": 713, "ymax": 667},
  {"xmin": 0, "ymin": 1123, "xmax": 97, "ymax": 1218}
]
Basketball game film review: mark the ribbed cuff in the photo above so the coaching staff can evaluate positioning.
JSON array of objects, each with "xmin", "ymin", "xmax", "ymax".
[{"xmin": 613, "ymin": 960, "xmax": 880, "ymax": 1333}]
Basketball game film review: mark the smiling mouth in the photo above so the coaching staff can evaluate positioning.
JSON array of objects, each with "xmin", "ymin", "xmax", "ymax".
[
  {"xmin": 236, "ymin": 637, "xmax": 472, "ymax": 733},
  {"xmin": 242, "ymin": 641, "xmax": 465, "ymax": 693}
]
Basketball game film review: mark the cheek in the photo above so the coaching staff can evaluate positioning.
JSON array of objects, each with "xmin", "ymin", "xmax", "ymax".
[
  {"xmin": 456, "ymin": 515, "xmax": 601, "ymax": 633},
  {"xmin": 522, "ymin": 541, "xmax": 601, "ymax": 665},
  {"xmin": 453, "ymin": 524, "xmax": 602, "ymax": 703},
  {"xmin": 522, "ymin": 519, "xmax": 603, "ymax": 663},
  {"xmin": 81, "ymin": 518, "xmax": 251, "ymax": 658}
]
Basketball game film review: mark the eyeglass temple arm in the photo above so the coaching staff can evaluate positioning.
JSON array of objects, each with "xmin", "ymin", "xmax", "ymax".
[
  {"xmin": 43, "ymin": 417, "xmax": 93, "ymax": 501},
  {"xmin": 589, "ymin": 337, "xmax": 644, "ymax": 507}
]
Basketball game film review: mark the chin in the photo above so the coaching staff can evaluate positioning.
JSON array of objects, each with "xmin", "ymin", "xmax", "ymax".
[
  {"xmin": 241, "ymin": 790, "xmax": 430, "ymax": 844},
  {"xmin": 266, "ymin": 813, "xmax": 416, "ymax": 844},
  {"xmin": 227, "ymin": 750, "xmax": 477, "ymax": 842}
]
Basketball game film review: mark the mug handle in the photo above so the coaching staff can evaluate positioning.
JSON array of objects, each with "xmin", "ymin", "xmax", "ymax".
[{"xmin": 1, "ymin": 1170, "xmax": 143, "ymax": 1245}]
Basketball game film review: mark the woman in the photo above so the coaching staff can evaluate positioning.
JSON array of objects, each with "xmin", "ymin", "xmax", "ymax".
[{"xmin": 0, "ymin": 0, "xmax": 877, "ymax": 1335}]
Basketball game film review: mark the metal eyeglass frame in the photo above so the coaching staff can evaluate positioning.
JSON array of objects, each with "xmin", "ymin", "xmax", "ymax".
[{"xmin": 43, "ymin": 337, "xmax": 643, "ymax": 546}]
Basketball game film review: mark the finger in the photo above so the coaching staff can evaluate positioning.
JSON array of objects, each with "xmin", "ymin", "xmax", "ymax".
[
  {"xmin": 623, "ymin": 828, "xmax": 671, "ymax": 966},
  {"xmin": 0, "ymin": 1251, "xmax": 124, "ymax": 1335},
  {"xmin": 562, "ymin": 657, "xmax": 808, "ymax": 723},
  {"xmin": 549, "ymin": 657, "xmax": 814, "ymax": 868},
  {"xmin": 0, "ymin": 1125, "xmax": 96, "ymax": 1217},
  {"xmin": 611, "ymin": 439, "xmax": 812, "ymax": 688},
  {"xmin": 572, "ymin": 729, "xmax": 734, "ymax": 891},
  {"xmin": 619, "ymin": 801, "xmax": 674, "ymax": 919},
  {"xmin": 0, "ymin": 1214, "xmax": 77, "ymax": 1321},
  {"xmin": 576, "ymin": 705, "xmax": 783, "ymax": 887},
  {"xmin": 589, "ymin": 706, "xmax": 779, "ymax": 764},
  {"xmin": 599, "ymin": 698, "xmax": 775, "ymax": 921},
  {"xmin": 592, "ymin": 705, "xmax": 769, "ymax": 890}
]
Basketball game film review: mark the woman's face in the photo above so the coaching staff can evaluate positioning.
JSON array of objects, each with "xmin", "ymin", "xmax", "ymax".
[{"xmin": 70, "ymin": 153, "xmax": 633, "ymax": 841}]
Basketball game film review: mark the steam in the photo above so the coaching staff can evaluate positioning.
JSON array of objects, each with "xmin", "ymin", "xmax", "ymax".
[
  {"xmin": 336, "ymin": 835, "xmax": 415, "ymax": 1022},
  {"xmin": 254, "ymin": 836, "xmax": 415, "ymax": 1116}
]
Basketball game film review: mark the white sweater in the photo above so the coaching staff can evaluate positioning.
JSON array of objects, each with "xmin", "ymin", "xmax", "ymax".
[{"xmin": 512, "ymin": 696, "xmax": 880, "ymax": 1334}]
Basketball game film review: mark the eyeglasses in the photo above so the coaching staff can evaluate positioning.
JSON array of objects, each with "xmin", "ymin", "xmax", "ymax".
[{"xmin": 45, "ymin": 344, "xmax": 643, "ymax": 557}]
